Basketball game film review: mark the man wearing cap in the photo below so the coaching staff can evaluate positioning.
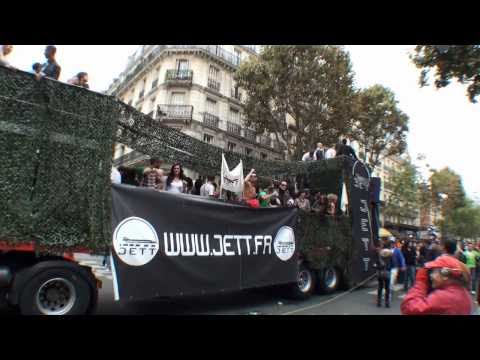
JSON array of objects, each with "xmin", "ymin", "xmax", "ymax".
[{"xmin": 401, "ymin": 253, "xmax": 473, "ymax": 315}]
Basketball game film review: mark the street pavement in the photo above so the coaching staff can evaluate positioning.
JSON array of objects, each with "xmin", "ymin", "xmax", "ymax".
[{"xmin": 1, "ymin": 257, "xmax": 478, "ymax": 315}]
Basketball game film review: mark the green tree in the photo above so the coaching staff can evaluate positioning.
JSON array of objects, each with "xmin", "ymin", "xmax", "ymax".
[
  {"xmin": 353, "ymin": 85, "xmax": 409, "ymax": 170},
  {"xmin": 411, "ymin": 45, "xmax": 480, "ymax": 103},
  {"xmin": 383, "ymin": 158, "xmax": 420, "ymax": 225},
  {"xmin": 442, "ymin": 200, "xmax": 480, "ymax": 240},
  {"xmin": 429, "ymin": 167, "xmax": 466, "ymax": 219},
  {"xmin": 235, "ymin": 45, "xmax": 357, "ymax": 160}
]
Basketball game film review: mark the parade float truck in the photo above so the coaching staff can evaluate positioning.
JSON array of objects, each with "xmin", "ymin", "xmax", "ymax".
[{"xmin": 0, "ymin": 67, "xmax": 378, "ymax": 315}]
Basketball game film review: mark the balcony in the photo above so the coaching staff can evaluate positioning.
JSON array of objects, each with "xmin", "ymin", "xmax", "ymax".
[
  {"xmin": 231, "ymin": 88, "xmax": 242, "ymax": 102},
  {"xmin": 227, "ymin": 122, "xmax": 241, "ymax": 136},
  {"xmin": 157, "ymin": 104, "xmax": 193, "ymax": 125},
  {"xmin": 244, "ymin": 128, "xmax": 256, "ymax": 142},
  {"xmin": 207, "ymin": 78, "xmax": 221, "ymax": 92},
  {"xmin": 165, "ymin": 69, "xmax": 193, "ymax": 86},
  {"xmin": 259, "ymin": 136, "xmax": 271, "ymax": 148},
  {"xmin": 241, "ymin": 45, "xmax": 257, "ymax": 54},
  {"xmin": 203, "ymin": 112, "xmax": 221, "ymax": 129}
]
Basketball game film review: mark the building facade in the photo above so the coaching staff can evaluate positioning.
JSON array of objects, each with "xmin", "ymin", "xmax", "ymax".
[{"xmin": 107, "ymin": 45, "xmax": 284, "ymax": 167}]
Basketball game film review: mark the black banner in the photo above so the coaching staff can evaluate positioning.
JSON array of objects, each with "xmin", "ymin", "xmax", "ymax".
[
  {"xmin": 348, "ymin": 161, "xmax": 377, "ymax": 284},
  {"xmin": 110, "ymin": 184, "xmax": 299, "ymax": 301}
]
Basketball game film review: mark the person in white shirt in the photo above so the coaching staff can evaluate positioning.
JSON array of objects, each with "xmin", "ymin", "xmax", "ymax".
[
  {"xmin": 165, "ymin": 163, "xmax": 187, "ymax": 194},
  {"xmin": 111, "ymin": 167, "xmax": 122, "ymax": 184},
  {"xmin": 325, "ymin": 144, "xmax": 336, "ymax": 159},
  {"xmin": 302, "ymin": 150, "xmax": 315, "ymax": 162},
  {"xmin": 0, "ymin": 45, "xmax": 14, "ymax": 68},
  {"xmin": 200, "ymin": 175, "xmax": 216, "ymax": 198}
]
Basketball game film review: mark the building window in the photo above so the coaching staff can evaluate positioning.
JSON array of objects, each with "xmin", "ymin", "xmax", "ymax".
[
  {"xmin": 229, "ymin": 108, "xmax": 240, "ymax": 123},
  {"xmin": 208, "ymin": 65, "xmax": 221, "ymax": 91},
  {"xmin": 203, "ymin": 134, "xmax": 214, "ymax": 144},
  {"xmin": 206, "ymin": 98, "xmax": 217, "ymax": 115},
  {"xmin": 227, "ymin": 142, "xmax": 237, "ymax": 152},
  {"xmin": 170, "ymin": 92, "xmax": 185, "ymax": 105},
  {"xmin": 176, "ymin": 59, "xmax": 189, "ymax": 72},
  {"xmin": 260, "ymin": 152, "xmax": 267, "ymax": 160},
  {"xmin": 245, "ymin": 147, "xmax": 253, "ymax": 157}
]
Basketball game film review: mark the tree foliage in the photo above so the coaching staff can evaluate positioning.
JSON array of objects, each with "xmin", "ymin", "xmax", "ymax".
[
  {"xmin": 383, "ymin": 158, "xmax": 420, "ymax": 224},
  {"xmin": 353, "ymin": 85, "xmax": 409, "ymax": 169},
  {"xmin": 411, "ymin": 45, "xmax": 480, "ymax": 103},
  {"xmin": 235, "ymin": 45, "xmax": 357, "ymax": 160},
  {"xmin": 442, "ymin": 200, "xmax": 480, "ymax": 240},
  {"xmin": 429, "ymin": 167, "xmax": 466, "ymax": 218}
]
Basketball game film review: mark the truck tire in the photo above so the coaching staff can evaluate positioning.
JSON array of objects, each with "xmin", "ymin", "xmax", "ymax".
[
  {"xmin": 317, "ymin": 266, "xmax": 340, "ymax": 294},
  {"xmin": 286, "ymin": 263, "xmax": 317, "ymax": 300},
  {"xmin": 18, "ymin": 266, "xmax": 93, "ymax": 315}
]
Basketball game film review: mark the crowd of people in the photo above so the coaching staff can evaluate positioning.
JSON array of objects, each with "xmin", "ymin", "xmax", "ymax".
[
  {"xmin": 0, "ymin": 45, "xmax": 89, "ymax": 89},
  {"xmin": 374, "ymin": 233, "xmax": 479, "ymax": 314},
  {"xmin": 302, "ymin": 139, "xmax": 358, "ymax": 162},
  {"xmin": 111, "ymin": 158, "xmax": 343, "ymax": 216}
]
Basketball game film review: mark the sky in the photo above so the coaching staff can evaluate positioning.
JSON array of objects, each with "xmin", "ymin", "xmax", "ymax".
[{"xmin": 6, "ymin": 45, "xmax": 480, "ymax": 201}]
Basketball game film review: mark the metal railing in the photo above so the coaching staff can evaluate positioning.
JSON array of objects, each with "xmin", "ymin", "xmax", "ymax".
[
  {"xmin": 207, "ymin": 78, "xmax": 221, "ymax": 92},
  {"xmin": 157, "ymin": 104, "xmax": 193, "ymax": 120},
  {"xmin": 203, "ymin": 112, "xmax": 220, "ymax": 129},
  {"xmin": 227, "ymin": 122, "xmax": 241, "ymax": 135},
  {"xmin": 259, "ymin": 135, "xmax": 271, "ymax": 148},
  {"xmin": 244, "ymin": 128, "xmax": 256, "ymax": 142},
  {"xmin": 165, "ymin": 69, "xmax": 193, "ymax": 82}
]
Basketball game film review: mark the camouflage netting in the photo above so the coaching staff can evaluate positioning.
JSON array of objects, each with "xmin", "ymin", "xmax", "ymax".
[
  {"xmin": 0, "ymin": 67, "xmax": 118, "ymax": 252},
  {"xmin": 296, "ymin": 214, "xmax": 353, "ymax": 271},
  {"xmin": 0, "ymin": 66, "xmax": 353, "ymax": 255}
]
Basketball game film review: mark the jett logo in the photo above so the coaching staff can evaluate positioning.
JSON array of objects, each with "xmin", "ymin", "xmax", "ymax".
[
  {"xmin": 113, "ymin": 217, "xmax": 159, "ymax": 266},
  {"xmin": 273, "ymin": 226, "xmax": 295, "ymax": 261}
]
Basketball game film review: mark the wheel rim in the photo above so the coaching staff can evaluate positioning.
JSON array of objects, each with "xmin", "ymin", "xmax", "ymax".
[
  {"xmin": 297, "ymin": 269, "xmax": 312, "ymax": 293},
  {"xmin": 35, "ymin": 278, "xmax": 77, "ymax": 315},
  {"xmin": 324, "ymin": 267, "xmax": 337, "ymax": 289}
]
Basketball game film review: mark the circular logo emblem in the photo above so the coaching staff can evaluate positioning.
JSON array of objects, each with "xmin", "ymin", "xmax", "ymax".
[
  {"xmin": 113, "ymin": 217, "xmax": 159, "ymax": 266},
  {"xmin": 274, "ymin": 226, "xmax": 295, "ymax": 261}
]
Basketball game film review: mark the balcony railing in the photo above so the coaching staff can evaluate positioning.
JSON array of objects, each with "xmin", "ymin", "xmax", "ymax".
[
  {"xmin": 244, "ymin": 129, "xmax": 256, "ymax": 142},
  {"xmin": 203, "ymin": 112, "xmax": 220, "ymax": 129},
  {"xmin": 231, "ymin": 88, "xmax": 242, "ymax": 101},
  {"xmin": 207, "ymin": 78, "xmax": 221, "ymax": 92},
  {"xmin": 259, "ymin": 136, "xmax": 271, "ymax": 148},
  {"xmin": 227, "ymin": 122, "xmax": 241, "ymax": 136},
  {"xmin": 165, "ymin": 69, "xmax": 193, "ymax": 83},
  {"xmin": 157, "ymin": 104, "xmax": 193, "ymax": 123}
]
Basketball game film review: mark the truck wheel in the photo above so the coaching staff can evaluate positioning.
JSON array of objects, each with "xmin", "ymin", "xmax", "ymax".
[
  {"xmin": 286, "ymin": 263, "xmax": 316, "ymax": 300},
  {"xmin": 18, "ymin": 267, "xmax": 92, "ymax": 315},
  {"xmin": 317, "ymin": 266, "xmax": 340, "ymax": 294}
]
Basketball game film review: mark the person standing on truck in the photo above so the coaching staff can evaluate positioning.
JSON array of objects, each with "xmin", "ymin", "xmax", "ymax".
[
  {"xmin": 0, "ymin": 45, "xmax": 14, "ymax": 68},
  {"xmin": 165, "ymin": 163, "xmax": 187, "ymax": 193},
  {"xmin": 295, "ymin": 189, "xmax": 311, "ymax": 212},
  {"xmin": 243, "ymin": 168, "xmax": 260, "ymax": 208},
  {"xmin": 302, "ymin": 150, "xmax": 315, "ymax": 162},
  {"xmin": 142, "ymin": 158, "xmax": 164, "ymax": 191},
  {"xmin": 336, "ymin": 139, "xmax": 358, "ymax": 160},
  {"xmin": 314, "ymin": 142, "xmax": 325, "ymax": 161},
  {"xmin": 374, "ymin": 239, "xmax": 394, "ymax": 308},
  {"xmin": 41, "ymin": 45, "xmax": 61, "ymax": 80},
  {"xmin": 325, "ymin": 144, "xmax": 336, "ymax": 159},
  {"xmin": 200, "ymin": 175, "xmax": 216, "ymax": 198},
  {"xmin": 277, "ymin": 180, "xmax": 293, "ymax": 207}
]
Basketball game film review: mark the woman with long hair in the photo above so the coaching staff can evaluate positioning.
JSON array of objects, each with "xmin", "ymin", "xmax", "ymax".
[{"xmin": 165, "ymin": 163, "xmax": 187, "ymax": 194}]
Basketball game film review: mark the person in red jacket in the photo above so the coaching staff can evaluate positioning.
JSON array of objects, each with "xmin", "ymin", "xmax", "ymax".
[{"xmin": 401, "ymin": 254, "xmax": 474, "ymax": 315}]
